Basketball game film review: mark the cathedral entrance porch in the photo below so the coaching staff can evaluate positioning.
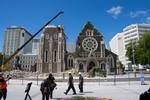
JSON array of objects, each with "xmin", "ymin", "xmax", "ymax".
[{"xmin": 86, "ymin": 59, "xmax": 98, "ymax": 72}]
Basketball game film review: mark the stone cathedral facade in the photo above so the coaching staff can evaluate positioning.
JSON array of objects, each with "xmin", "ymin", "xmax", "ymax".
[
  {"xmin": 38, "ymin": 25, "xmax": 66, "ymax": 73},
  {"xmin": 38, "ymin": 22, "xmax": 117, "ymax": 74}
]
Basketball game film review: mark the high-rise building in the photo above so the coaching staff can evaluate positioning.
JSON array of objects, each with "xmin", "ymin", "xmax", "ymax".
[
  {"xmin": 110, "ymin": 24, "xmax": 150, "ymax": 70},
  {"xmin": 109, "ymin": 32, "xmax": 126, "ymax": 67},
  {"xmin": 3, "ymin": 26, "xmax": 32, "ymax": 56},
  {"xmin": 32, "ymin": 38, "xmax": 40, "ymax": 55}
]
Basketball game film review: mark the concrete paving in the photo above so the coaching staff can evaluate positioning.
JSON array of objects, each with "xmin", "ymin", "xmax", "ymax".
[{"xmin": 6, "ymin": 80, "xmax": 150, "ymax": 100}]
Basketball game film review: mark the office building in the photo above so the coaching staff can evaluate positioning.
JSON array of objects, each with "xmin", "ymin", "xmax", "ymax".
[
  {"xmin": 32, "ymin": 38, "xmax": 40, "ymax": 55},
  {"xmin": 19, "ymin": 54, "xmax": 38, "ymax": 71},
  {"xmin": 3, "ymin": 26, "xmax": 32, "ymax": 56},
  {"xmin": 110, "ymin": 24, "xmax": 150, "ymax": 70}
]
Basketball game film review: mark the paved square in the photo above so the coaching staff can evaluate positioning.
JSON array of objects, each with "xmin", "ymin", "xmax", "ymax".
[{"xmin": 6, "ymin": 80, "xmax": 150, "ymax": 100}]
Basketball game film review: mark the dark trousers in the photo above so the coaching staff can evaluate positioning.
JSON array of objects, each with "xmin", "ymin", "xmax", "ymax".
[
  {"xmin": 0, "ymin": 89, "xmax": 7, "ymax": 100},
  {"xmin": 79, "ymin": 83, "xmax": 83, "ymax": 92},
  {"xmin": 24, "ymin": 92, "xmax": 32, "ymax": 100},
  {"xmin": 65, "ymin": 84, "xmax": 76, "ymax": 94},
  {"xmin": 42, "ymin": 92, "xmax": 49, "ymax": 100},
  {"xmin": 49, "ymin": 88, "xmax": 54, "ymax": 99}
]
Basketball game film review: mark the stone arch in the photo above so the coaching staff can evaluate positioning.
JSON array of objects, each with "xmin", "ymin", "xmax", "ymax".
[
  {"xmin": 67, "ymin": 55, "xmax": 74, "ymax": 69},
  {"xmin": 100, "ymin": 61, "xmax": 106, "ymax": 71},
  {"xmin": 87, "ymin": 59, "xmax": 98, "ymax": 72}
]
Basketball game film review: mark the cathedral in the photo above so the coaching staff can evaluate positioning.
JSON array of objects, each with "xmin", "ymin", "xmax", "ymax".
[{"xmin": 38, "ymin": 22, "xmax": 117, "ymax": 74}]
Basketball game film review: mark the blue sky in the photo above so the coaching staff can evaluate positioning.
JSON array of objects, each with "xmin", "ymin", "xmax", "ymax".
[{"xmin": 0, "ymin": 0, "xmax": 150, "ymax": 52}]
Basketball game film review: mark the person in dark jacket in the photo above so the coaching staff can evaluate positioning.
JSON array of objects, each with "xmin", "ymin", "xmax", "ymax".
[
  {"xmin": 0, "ymin": 73, "xmax": 10, "ymax": 100},
  {"xmin": 47, "ymin": 73, "xmax": 56, "ymax": 99},
  {"xmin": 140, "ymin": 87, "xmax": 150, "ymax": 100},
  {"xmin": 40, "ymin": 73, "xmax": 56, "ymax": 100},
  {"xmin": 40, "ymin": 79, "xmax": 50, "ymax": 100},
  {"xmin": 64, "ymin": 73, "xmax": 76, "ymax": 95},
  {"xmin": 78, "ymin": 72, "xmax": 84, "ymax": 93}
]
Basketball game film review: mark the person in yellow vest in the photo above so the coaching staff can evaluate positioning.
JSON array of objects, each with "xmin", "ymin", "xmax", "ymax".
[{"xmin": 0, "ymin": 73, "xmax": 8, "ymax": 100}]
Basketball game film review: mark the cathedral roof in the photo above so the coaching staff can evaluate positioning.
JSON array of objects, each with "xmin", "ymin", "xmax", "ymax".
[{"xmin": 80, "ymin": 21, "xmax": 102, "ymax": 36}]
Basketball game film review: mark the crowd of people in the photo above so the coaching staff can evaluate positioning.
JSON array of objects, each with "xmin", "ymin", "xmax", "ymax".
[
  {"xmin": 40, "ymin": 72, "xmax": 84, "ymax": 100},
  {"xmin": 0, "ymin": 72, "xmax": 83, "ymax": 100}
]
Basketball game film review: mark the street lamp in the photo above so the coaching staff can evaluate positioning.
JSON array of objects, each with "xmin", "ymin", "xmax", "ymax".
[{"xmin": 131, "ymin": 40, "xmax": 136, "ymax": 77}]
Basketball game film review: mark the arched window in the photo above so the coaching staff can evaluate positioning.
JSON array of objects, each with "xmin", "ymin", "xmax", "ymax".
[
  {"xmin": 45, "ymin": 50, "xmax": 48, "ymax": 63},
  {"xmin": 54, "ymin": 50, "xmax": 57, "ymax": 62},
  {"xmin": 100, "ymin": 63, "xmax": 106, "ymax": 71},
  {"xmin": 79, "ymin": 63, "xmax": 83, "ymax": 71},
  {"xmin": 67, "ymin": 55, "xmax": 74, "ymax": 68}
]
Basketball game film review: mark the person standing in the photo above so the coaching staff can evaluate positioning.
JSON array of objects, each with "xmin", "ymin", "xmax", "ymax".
[
  {"xmin": 64, "ymin": 73, "xmax": 76, "ymax": 95},
  {"xmin": 0, "ymin": 73, "xmax": 10, "ymax": 100},
  {"xmin": 40, "ymin": 78, "xmax": 50, "ymax": 100},
  {"xmin": 78, "ymin": 72, "xmax": 84, "ymax": 93},
  {"xmin": 47, "ymin": 74, "xmax": 56, "ymax": 99}
]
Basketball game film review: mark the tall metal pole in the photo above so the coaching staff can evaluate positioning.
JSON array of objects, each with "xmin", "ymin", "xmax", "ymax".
[
  {"xmin": 131, "ymin": 40, "xmax": 135, "ymax": 67},
  {"xmin": 2, "ymin": 11, "xmax": 64, "ymax": 67},
  {"xmin": 131, "ymin": 40, "xmax": 136, "ymax": 77}
]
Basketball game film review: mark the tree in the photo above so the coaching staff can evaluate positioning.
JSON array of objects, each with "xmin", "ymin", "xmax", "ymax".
[
  {"xmin": 117, "ymin": 60, "xmax": 125, "ymax": 74},
  {"xmin": 88, "ymin": 67, "xmax": 106, "ymax": 77},
  {"xmin": 136, "ymin": 31, "xmax": 150, "ymax": 66},
  {"xmin": 126, "ymin": 31, "xmax": 150, "ymax": 67},
  {"xmin": 0, "ymin": 52, "xmax": 4, "ymax": 66},
  {"xmin": 126, "ymin": 41, "xmax": 138, "ymax": 64},
  {"xmin": 0, "ymin": 52, "xmax": 11, "ymax": 71}
]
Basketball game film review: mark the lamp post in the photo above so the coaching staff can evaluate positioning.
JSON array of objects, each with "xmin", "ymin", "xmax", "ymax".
[{"xmin": 131, "ymin": 40, "xmax": 136, "ymax": 77}]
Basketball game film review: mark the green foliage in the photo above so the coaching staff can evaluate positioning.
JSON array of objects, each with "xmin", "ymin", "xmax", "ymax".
[
  {"xmin": 88, "ymin": 67, "xmax": 106, "ymax": 77},
  {"xmin": 57, "ymin": 96, "xmax": 112, "ymax": 100},
  {"xmin": 0, "ymin": 52, "xmax": 11, "ymax": 71},
  {"xmin": 117, "ymin": 61, "xmax": 125, "ymax": 74},
  {"xmin": 0, "ymin": 53, "xmax": 3, "ymax": 66},
  {"xmin": 72, "ymin": 96, "xmax": 85, "ymax": 100},
  {"xmin": 126, "ymin": 31, "xmax": 150, "ymax": 66},
  {"xmin": 126, "ymin": 42, "xmax": 138, "ymax": 64}
]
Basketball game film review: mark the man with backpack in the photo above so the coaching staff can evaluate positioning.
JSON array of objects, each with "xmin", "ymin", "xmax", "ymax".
[
  {"xmin": 47, "ymin": 74, "xmax": 56, "ymax": 99},
  {"xmin": 40, "ymin": 73, "xmax": 56, "ymax": 100},
  {"xmin": 40, "ymin": 79, "xmax": 50, "ymax": 100}
]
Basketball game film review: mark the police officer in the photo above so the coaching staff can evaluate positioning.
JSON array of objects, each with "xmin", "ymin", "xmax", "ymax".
[{"xmin": 64, "ymin": 73, "xmax": 76, "ymax": 95}]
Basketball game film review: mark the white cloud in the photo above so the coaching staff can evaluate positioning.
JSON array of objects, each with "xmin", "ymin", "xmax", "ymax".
[
  {"xmin": 129, "ymin": 10, "xmax": 148, "ymax": 18},
  {"xmin": 106, "ymin": 6, "xmax": 123, "ymax": 19}
]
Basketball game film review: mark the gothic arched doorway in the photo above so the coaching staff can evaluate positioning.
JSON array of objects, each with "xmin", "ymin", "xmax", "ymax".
[{"xmin": 87, "ymin": 61, "xmax": 95, "ymax": 72}]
